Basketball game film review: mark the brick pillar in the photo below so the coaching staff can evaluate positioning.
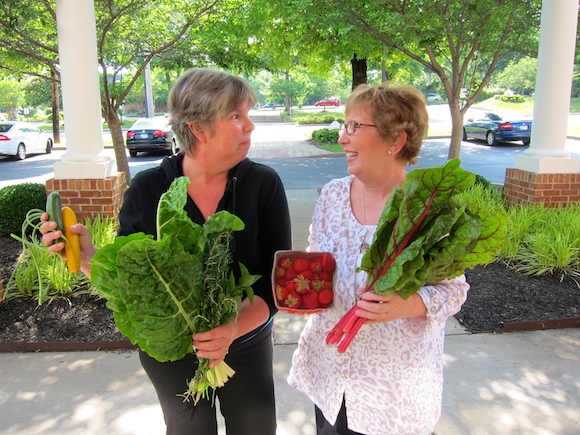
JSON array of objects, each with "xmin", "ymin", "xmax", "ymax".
[
  {"xmin": 504, "ymin": 168, "xmax": 580, "ymax": 207},
  {"xmin": 46, "ymin": 172, "xmax": 128, "ymax": 222}
]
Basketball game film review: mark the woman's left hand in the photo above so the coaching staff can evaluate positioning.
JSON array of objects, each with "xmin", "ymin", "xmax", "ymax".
[
  {"xmin": 355, "ymin": 290, "xmax": 427, "ymax": 324},
  {"xmin": 192, "ymin": 321, "xmax": 238, "ymax": 368}
]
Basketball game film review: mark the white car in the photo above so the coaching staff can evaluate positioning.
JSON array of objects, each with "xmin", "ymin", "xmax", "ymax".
[
  {"xmin": 427, "ymin": 93, "xmax": 442, "ymax": 102},
  {"xmin": 0, "ymin": 121, "xmax": 53, "ymax": 160}
]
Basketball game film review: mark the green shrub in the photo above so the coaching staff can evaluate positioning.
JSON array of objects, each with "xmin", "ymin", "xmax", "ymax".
[
  {"xmin": 295, "ymin": 114, "xmax": 345, "ymax": 124},
  {"xmin": 474, "ymin": 174, "xmax": 494, "ymax": 190},
  {"xmin": 0, "ymin": 183, "xmax": 47, "ymax": 236},
  {"xmin": 497, "ymin": 94, "xmax": 526, "ymax": 103},
  {"xmin": 458, "ymin": 182, "xmax": 580, "ymax": 280},
  {"xmin": 312, "ymin": 128, "xmax": 339, "ymax": 145},
  {"xmin": 475, "ymin": 89, "xmax": 497, "ymax": 103}
]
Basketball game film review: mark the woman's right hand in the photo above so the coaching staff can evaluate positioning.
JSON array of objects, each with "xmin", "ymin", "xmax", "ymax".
[{"xmin": 40, "ymin": 213, "xmax": 98, "ymax": 277}]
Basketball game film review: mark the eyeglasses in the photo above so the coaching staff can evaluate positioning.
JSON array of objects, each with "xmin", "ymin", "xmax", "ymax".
[{"xmin": 340, "ymin": 120, "xmax": 377, "ymax": 135}]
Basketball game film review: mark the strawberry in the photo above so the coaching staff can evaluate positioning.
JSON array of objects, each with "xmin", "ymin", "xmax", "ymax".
[
  {"xmin": 275, "ymin": 285, "xmax": 289, "ymax": 302},
  {"xmin": 322, "ymin": 253, "xmax": 335, "ymax": 272},
  {"xmin": 318, "ymin": 289, "xmax": 333, "ymax": 306},
  {"xmin": 285, "ymin": 281, "xmax": 298, "ymax": 293},
  {"xmin": 319, "ymin": 271, "xmax": 332, "ymax": 282},
  {"xmin": 284, "ymin": 265, "xmax": 298, "ymax": 281},
  {"xmin": 293, "ymin": 257, "xmax": 310, "ymax": 273},
  {"xmin": 285, "ymin": 292, "xmax": 302, "ymax": 309},
  {"xmin": 312, "ymin": 279, "xmax": 326, "ymax": 292},
  {"xmin": 310, "ymin": 257, "xmax": 323, "ymax": 274},
  {"xmin": 302, "ymin": 290, "xmax": 320, "ymax": 309},
  {"xmin": 275, "ymin": 266, "xmax": 286, "ymax": 278},
  {"xmin": 279, "ymin": 257, "xmax": 293, "ymax": 268},
  {"xmin": 298, "ymin": 270, "xmax": 315, "ymax": 281},
  {"xmin": 294, "ymin": 275, "xmax": 311, "ymax": 293}
]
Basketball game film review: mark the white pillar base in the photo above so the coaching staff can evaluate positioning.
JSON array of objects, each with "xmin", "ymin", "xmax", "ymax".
[
  {"xmin": 53, "ymin": 161, "xmax": 116, "ymax": 179},
  {"xmin": 514, "ymin": 155, "xmax": 580, "ymax": 174}
]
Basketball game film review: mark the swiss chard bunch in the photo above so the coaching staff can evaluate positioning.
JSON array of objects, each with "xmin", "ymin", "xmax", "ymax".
[
  {"xmin": 327, "ymin": 159, "xmax": 507, "ymax": 352},
  {"xmin": 90, "ymin": 176, "xmax": 259, "ymax": 403}
]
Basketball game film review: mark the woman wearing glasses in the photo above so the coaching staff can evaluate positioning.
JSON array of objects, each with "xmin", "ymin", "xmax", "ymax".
[{"xmin": 288, "ymin": 83, "xmax": 469, "ymax": 435}]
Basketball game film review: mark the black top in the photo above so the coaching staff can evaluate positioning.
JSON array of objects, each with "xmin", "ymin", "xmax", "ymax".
[{"xmin": 118, "ymin": 154, "xmax": 292, "ymax": 342}]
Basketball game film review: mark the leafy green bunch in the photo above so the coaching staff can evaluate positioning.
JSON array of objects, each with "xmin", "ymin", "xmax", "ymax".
[
  {"xmin": 328, "ymin": 159, "xmax": 507, "ymax": 353},
  {"xmin": 90, "ymin": 176, "xmax": 259, "ymax": 402},
  {"xmin": 361, "ymin": 158, "xmax": 507, "ymax": 299}
]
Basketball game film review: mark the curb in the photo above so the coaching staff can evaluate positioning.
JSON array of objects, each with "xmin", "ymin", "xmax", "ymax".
[
  {"xmin": 454, "ymin": 312, "xmax": 580, "ymax": 334},
  {"xmin": 0, "ymin": 340, "xmax": 137, "ymax": 353}
]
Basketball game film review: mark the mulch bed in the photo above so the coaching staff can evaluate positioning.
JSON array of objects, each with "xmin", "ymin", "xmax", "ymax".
[{"xmin": 0, "ymin": 235, "xmax": 579, "ymax": 351}]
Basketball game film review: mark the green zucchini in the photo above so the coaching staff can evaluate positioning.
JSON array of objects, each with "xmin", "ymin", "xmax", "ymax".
[{"xmin": 46, "ymin": 191, "xmax": 63, "ymax": 232}]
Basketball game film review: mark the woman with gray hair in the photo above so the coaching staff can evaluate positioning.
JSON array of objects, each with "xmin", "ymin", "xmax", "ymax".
[{"xmin": 42, "ymin": 68, "xmax": 291, "ymax": 434}]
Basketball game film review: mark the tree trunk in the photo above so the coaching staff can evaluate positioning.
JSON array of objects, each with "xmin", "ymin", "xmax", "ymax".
[
  {"xmin": 103, "ymin": 105, "xmax": 130, "ymax": 176},
  {"xmin": 381, "ymin": 46, "xmax": 389, "ymax": 83},
  {"xmin": 50, "ymin": 67, "xmax": 61, "ymax": 144},
  {"xmin": 351, "ymin": 54, "xmax": 367, "ymax": 90},
  {"xmin": 448, "ymin": 102, "xmax": 464, "ymax": 160}
]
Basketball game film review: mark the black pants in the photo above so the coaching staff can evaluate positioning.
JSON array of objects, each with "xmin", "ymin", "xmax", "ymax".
[
  {"xmin": 139, "ymin": 322, "xmax": 276, "ymax": 435},
  {"xmin": 315, "ymin": 397, "xmax": 364, "ymax": 435}
]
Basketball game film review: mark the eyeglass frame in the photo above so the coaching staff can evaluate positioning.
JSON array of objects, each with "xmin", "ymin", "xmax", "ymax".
[{"xmin": 340, "ymin": 120, "xmax": 377, "ymax": 135}]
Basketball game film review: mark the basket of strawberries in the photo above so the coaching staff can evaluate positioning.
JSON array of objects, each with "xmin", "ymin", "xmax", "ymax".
[{"xmin": 272, "ymin": 250, "xmax": 336, "ymax": 314}]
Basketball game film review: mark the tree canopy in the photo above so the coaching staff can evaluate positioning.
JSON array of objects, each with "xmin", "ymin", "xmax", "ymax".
[{"xmin": 316, "ymin": 0, "xmax": 542, "ymax": 158}]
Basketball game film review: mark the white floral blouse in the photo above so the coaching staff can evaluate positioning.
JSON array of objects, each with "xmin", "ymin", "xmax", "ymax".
[{"xmin": 287, "ymin": 175, "xmax": 469, "ymax": 435}]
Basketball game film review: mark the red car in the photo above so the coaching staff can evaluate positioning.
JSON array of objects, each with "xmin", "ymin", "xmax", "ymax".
[{"xmin": 314, "ymin": 98, "xmax": 341, "ymax": 107}]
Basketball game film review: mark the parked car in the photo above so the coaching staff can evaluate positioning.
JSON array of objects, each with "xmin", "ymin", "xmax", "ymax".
[
  {"xmin": 125, "ymin": 117, "xmax": 179, "ymax": 157},
  {"xmin": 426, "ymin": 93, "xmax": 442, "ymax": 102},
  {"xmin": 463, "ymin": 112, "xmax": 532, "ymax": 146},
  {"xmin": 260, "ymin": 102, "xmax": 283, "ymax": 109},
  {"xmin": 314, "ymin": 98, "xmax": 341, "ymax": 107},
  {"xmin": 0, "ymin": 121, "xmax": 53, "ymax": 160}
]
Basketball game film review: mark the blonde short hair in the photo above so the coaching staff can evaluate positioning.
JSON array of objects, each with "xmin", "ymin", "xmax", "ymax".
[
  {"xmin": 168, "ymin": 68, "xmax": 257, "ymax": 154},
  {"xmin": 345, "ymin": 83, "xmax": 428, "ymax": 165}
]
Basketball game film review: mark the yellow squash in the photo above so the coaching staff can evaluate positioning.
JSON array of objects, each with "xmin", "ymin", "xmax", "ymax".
[{"xmin": 61, "ymin": 206, "xmax": 81, "ymax": 273}]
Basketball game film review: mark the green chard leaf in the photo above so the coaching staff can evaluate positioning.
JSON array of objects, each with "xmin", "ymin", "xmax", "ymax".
[
  {"xmin": 359, "ymin": 159, "xmax": 506, "ymax": 299},
  {"xmin": 89, "ymin": 176, "xmax": 261, "ymax": 364}
]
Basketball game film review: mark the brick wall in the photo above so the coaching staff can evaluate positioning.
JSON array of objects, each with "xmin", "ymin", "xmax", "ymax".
[
  {"xmin": 504, "ymin": 169, "xmax": 580, "ymax": 207},
  {"xmin": 46, "ymin": 172, "xmax": 128, "ymax": 222}
]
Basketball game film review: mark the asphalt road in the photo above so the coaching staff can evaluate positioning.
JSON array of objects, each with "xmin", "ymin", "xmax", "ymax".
[{"xmin": 1, "ymin": 122, "xmax": 579, "ymax": 190}]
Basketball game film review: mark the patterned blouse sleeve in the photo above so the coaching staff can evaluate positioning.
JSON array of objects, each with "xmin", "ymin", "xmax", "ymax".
[{"xmin": 417, "ymin": 275, "xmax": 470, "ymax": 322}]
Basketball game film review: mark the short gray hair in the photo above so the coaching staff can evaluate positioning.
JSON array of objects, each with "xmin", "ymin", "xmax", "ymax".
[{"xmin": 168, "ymin": 68, "xmax": 257, "ymax": 155}]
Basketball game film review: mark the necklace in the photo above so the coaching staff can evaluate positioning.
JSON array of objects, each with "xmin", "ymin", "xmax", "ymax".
[
  {"xmin": 359, "ymin": 172, "xmax": 406, "ymax": 253},
  {"xmin": 360, "ymin": 189, "xmax": 371, "ymax": 252}
]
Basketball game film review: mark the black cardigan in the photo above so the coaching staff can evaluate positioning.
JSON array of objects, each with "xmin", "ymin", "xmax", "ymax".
[{"xmin": 117, "ymin": 154, "xmax": 292, "ymax": 340}]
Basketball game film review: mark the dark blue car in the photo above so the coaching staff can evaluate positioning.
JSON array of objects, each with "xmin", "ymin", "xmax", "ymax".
[
  {"xmin": 463, "ymin": 112, "xmax": 532, "ymax": 146},
  {"xmin": 125, "ymin": 117, "xmax": 179, "ymax": 157}
]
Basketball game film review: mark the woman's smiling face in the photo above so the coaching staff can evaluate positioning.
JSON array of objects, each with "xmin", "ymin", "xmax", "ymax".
[{"xmin": 338, "ymin": 105, "xmax": 391, "ymax": 178}]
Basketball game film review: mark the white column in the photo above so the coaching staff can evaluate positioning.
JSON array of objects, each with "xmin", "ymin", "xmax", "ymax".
[
  {"xmin": 514, "ymin": 0, "xmax": 580, "ymax": 174},
  {"xmin": 53, "ymin": 0, "xmax": 115, "ymax": 179}
]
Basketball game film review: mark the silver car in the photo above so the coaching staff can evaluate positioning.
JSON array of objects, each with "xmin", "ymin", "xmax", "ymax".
[{"xmin": 0, "ymin": 121, "xmax": 53, "ymax": 160}]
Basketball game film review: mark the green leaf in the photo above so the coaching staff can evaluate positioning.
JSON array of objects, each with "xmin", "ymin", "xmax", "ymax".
[
  {"xmin": 359, "ymin": 159, "xmax": 506, "ymax": 299},
  {"xmin": 156, "ymin": 177, "xmax": 204, "ymax": 255}
]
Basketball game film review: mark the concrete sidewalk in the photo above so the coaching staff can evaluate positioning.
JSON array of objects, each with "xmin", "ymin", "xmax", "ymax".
[{"xmin": 1, "ymin": 188, "xmax": 579, "ymax": 434}]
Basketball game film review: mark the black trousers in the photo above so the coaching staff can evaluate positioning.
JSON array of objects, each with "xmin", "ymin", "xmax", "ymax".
[
  {"xmin": 315, "ymin": 399, "xmax": 435, "ymax": 435},
  {"xmin": 139, "ymin": 322, "xmax": 276, "ymax": 435},
  {"xmin": 315, "ymin": 397, "xmax": 364, "ymax": 435}
]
